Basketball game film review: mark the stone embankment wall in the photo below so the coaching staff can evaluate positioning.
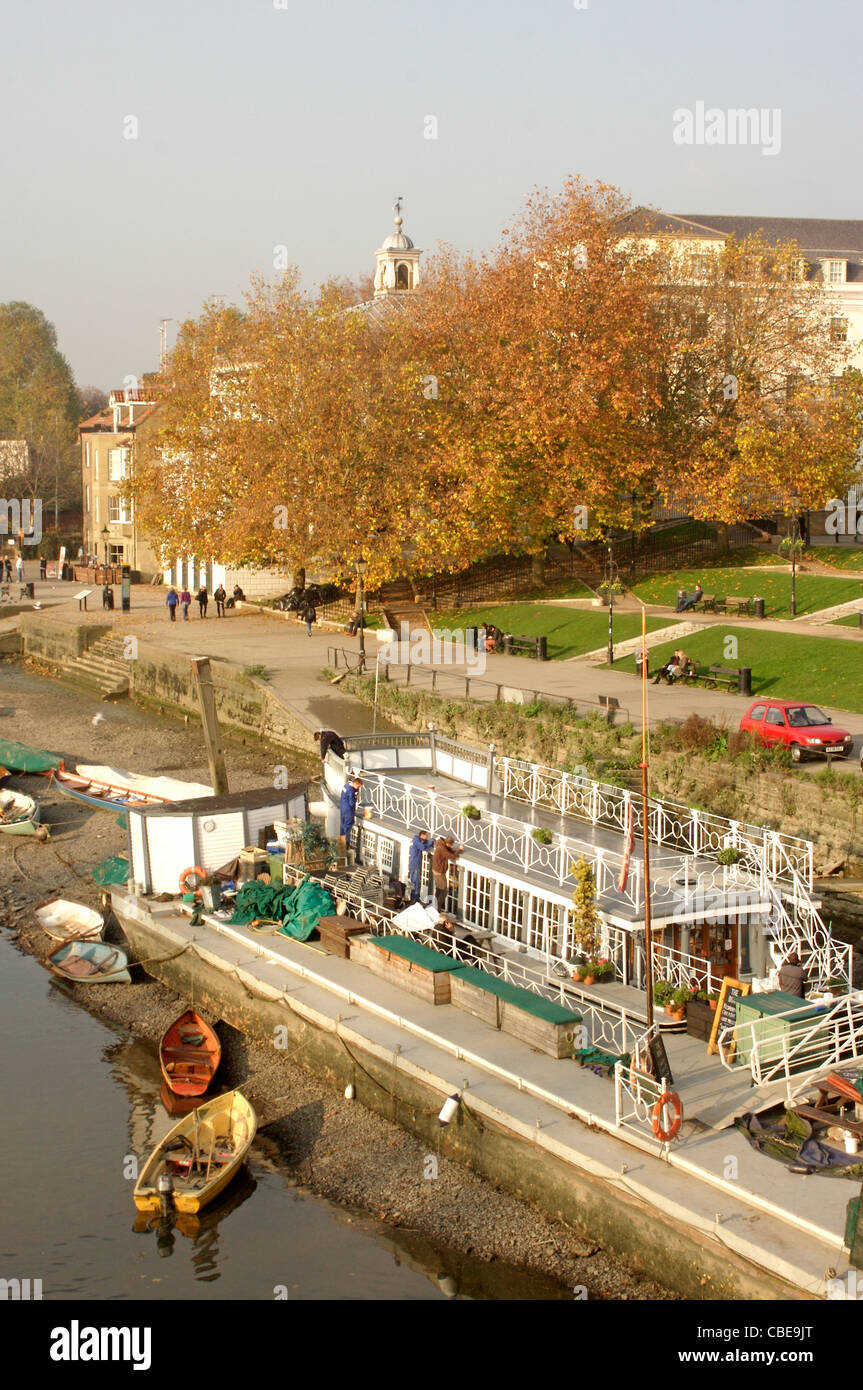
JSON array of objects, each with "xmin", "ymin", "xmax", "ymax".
[{"xmin": 17, "ymin": 614, "xmax": 317, "ymax": 758}]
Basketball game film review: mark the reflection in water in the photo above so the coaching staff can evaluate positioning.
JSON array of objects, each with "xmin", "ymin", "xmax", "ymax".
[{"xmin": 132, "ymin": 1168, "xmax": 258, "ymax": 1281}]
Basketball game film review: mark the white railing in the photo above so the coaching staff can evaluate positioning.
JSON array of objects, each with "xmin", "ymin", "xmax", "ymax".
[
  {"xmin": 651, "ymin": 941, "xmax": 718, "ymax": 994},
  {"xmin": 717, "ymin": 991, "xmax": 863, "ymax": 1101},
  {"xmin": 614, "ymin": 1059, "xmax": 669, "ymax": 1142},
  {"xmin": 767, "ymin": 877, "xmax": 854, "ymax": 987},
  {"xmin": 496, "ymin": 757, "xmax": 814, "ymax": 888},
  {"xmin": 356, "ymin": 768, "xmax": 644, "ymax": 912}
]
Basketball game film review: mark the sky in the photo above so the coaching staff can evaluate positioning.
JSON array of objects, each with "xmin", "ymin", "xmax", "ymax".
[{"xmin": 2, "ymin": 0, "xmax": 860, "ymax": 388}]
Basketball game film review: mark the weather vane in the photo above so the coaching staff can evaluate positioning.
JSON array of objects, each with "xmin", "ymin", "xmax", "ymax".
[{"xmin": 394, "ymin": 195, "xmax": 403, "ymax": 218}]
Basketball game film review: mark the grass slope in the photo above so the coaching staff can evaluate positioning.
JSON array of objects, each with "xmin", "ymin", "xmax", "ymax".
[
  {"xmin": 629, "ymin": 568, "xmax": 863, "ymax": 618},
  {"xmin": 432, "ymin": 604, "xmax": 674, "ymax": 660}
]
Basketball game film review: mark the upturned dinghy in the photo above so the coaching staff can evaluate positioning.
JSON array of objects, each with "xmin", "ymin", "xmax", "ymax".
[
  {"xmin": 48, "ymin": 940, "xmax": 131, "ymax": 984},
  {"xmin": 133, "ymin": 1090, "xmax": 256, "ymax": 1215},
  {"xmin": 0, "ymin": 788, "xmax": 41, "ymax": 836},
  {"xmin": 159, "ymin": 1010, "xmax": 221, "ymax": 1099},
  {"xmin": 36, "ymin": 898, "xmax": 104, "ymax": 943},
  {"xmin": 53, "ymin": 764, "xmax": 214, "ymax": 812}
]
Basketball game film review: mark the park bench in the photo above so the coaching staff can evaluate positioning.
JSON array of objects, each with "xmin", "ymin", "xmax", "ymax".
[
  {"xmin": 598, "ymin": 694, "xmax": 620, "ymax": 723},
  {"xmin": 721, "ymin": 595, "xmax": 753, "ymax": 617},
  {"xmin": 502, "ymin": 632, "xmax": 548, "ymax": 661},
  {"xmin": 693, "ymin": 593, "xmax": 718, "ymax": 612},
  {"xmin": 706, "ymin": 665, "xmax": 742, "ymax": 692}
]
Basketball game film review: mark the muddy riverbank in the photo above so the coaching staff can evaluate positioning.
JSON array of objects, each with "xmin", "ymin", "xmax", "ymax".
[{"xmin": 0, "ymin": 662, "xmax": 673, "ymax": 1299}]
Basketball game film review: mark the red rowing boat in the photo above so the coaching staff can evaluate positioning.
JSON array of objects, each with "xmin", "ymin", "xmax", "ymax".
[{"xmin": 159, "ymin": 1010, "xmax": 221, "ymax": 1098}]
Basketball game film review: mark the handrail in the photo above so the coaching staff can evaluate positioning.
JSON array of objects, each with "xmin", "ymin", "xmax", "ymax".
[{"xmin": 717, "ymin": 990, "xmax": 863, "ymax": 1100}]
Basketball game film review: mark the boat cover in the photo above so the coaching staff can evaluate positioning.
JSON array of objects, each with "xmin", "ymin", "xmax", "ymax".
[
  {"xmin": 229, "ymin": 879, "xmax": 335, "ymax": 941},
  {"xmin": 737, "ymin": 1109, "xmax": 863, "ymax": 1179},
  {"xmin": 68, "ymin": 765, "xmax": 214, "ymax": 801},
  {"xmin": 0, "ymin": 739, "xmax": 63, "ymax": 773},
  {"xmin": 92, "ymin": 856, "xmax": 131, "ymax": 886}
]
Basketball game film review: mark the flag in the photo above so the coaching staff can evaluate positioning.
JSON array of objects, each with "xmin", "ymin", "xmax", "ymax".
[{"xmin": 617, "ymin": 798, "xmax": 634, "ymax": 892}]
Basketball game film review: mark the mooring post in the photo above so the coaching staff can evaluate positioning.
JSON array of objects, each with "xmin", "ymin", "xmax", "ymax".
[{"xmin": 191, "ymin": 656, "xmax": 230, "ymax": 795}]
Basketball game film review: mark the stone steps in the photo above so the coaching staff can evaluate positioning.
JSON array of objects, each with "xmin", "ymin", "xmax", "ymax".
[{"xmin": 63, "ymin": 634, "xmax": 130, "ymax": 700}]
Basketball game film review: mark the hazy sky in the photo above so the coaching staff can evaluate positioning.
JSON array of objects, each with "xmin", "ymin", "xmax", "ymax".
[{"xmin": 3, "ymin": 0, "xmax": 860, "ymax": 387}]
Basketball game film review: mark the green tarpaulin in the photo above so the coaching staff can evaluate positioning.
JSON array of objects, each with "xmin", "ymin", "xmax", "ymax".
[
  {"xmin": 0, "ymin": 739, "xmax": 63, "ymax": 773},
  {"xmin": 92, "ymin": 856, "xmax": 130, "ymax": 886},
  {"xmin": 229, "ymin": 879, "xmax": 335, "ymax": 942}
]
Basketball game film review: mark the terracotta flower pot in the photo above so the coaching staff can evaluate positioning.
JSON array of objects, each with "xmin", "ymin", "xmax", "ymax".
[
  {"xmin": 582, "ymin": 975, "xmax": 596, "ymax": 986},
  {"xmin": 708, "ymin": 999, "xmax": 717, "ymax": 1012}
]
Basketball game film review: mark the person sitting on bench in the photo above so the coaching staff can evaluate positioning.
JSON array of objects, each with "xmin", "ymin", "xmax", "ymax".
[
  {"xmin": 653, "ymin": 649, "xmax": 689, "ymax": 684},
  {"xmin": 676, "ymin": 582, "xmax": 703, "ymax": 612}
]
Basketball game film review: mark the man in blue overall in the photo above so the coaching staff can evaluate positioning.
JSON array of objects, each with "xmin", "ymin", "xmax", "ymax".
[
  {"xmin": 340, "ymin": 777, "xmax": 363, "ymax": 862},
  {"xmin": 407, "ymin": 829, "xmax": 434, "ymax": 902}
]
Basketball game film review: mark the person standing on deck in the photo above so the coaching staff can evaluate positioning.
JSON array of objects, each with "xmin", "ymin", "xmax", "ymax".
[
  {"xmin": 778, "ymin": 952, "xmax": 807, "ymax": 997},
  {"xmin": 407, "ymin": 829, "xmax": 434, "ymax": 902},
  {"xmin": 433, "ymin": 835, "xmax": 463, "ymax": 910},
  {"xmin": 315, "ymin": 729, "xmax": 346, "ymax": 762},
  {"xmin": 340, "ymin": 777, "xmax": 363, "ymax": 859}
]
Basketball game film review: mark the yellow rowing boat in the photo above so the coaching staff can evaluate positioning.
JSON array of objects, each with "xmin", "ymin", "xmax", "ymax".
[{"xmin": 133, "ymin": 1090, "xmax": 256, "ymax": 1215}]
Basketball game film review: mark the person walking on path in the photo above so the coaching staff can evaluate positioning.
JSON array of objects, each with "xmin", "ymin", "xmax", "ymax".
[
  {"xmin": 39, "ymin": 555, "xmax": 47, "ymax": 581},
  {"xmin": 433, "ymin": 835, "xmax": 463, "ymax": 910},
  {"xmin": 166, "ymin": 587, "xmax": 179, "ymax": 622},
  {"xmin": 315, "ymin": 729, "xmax": 345, "ymax": 762},
  {"xmin": 303, "ymin": 599, "xmax": 317, "ymax": 636},
  {"xmin": 197, "ymin": 585, "xmax": 209, "ymax": 618},
  {"xmin": 407, "ymin": 829, "xmax": 434, "ymax": 902},
  {"xmin": 214, "ymin": 583, "xmax": 226, "ymax": 617},
  {"xmin": 15, "ymin": 553, "xmax": 23, "ymax": 585},
  {"xmin": 3, "ymin": 557, "xmax": 11, "ymax": 583},
  {"xmin": 180, "ymin": 586, "xmax": 192, "ymax": 621},
  {"xmin": 340, "ymin": 777, "xmax": 363, "ymax": 860}
]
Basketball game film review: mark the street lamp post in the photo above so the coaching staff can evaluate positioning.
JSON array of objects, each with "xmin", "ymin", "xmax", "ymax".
[
  {"xmin": 606, "ymin": 538, "xmax": 617, "ymax": 666},
  {"xmin": 101, "ymin": 526, "xmax": 110, "ymax": 570},
  {"xmin": 356, "ymin": 556, "xmax": 367, "ymax": 674},
  {"xmin": 790, "ymin": 492, "xmax": 800, "ymax": 619}
]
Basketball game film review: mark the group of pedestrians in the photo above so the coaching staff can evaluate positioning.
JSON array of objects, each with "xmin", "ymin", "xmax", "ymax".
[
  {"xmin": 407, "ymin": 829, "xmax": 464, "ymax": 908},
  {"xmin": 3, "ymin": 554, "xmax": 24, "ymax": 584},
  {"xmin": 165, "ymin": 583, "xmax": 230, "ymax": 621}
]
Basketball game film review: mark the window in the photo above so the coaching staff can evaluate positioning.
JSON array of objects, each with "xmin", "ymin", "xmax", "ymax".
[
  {"xmin": 528, "ymin": 898, "xmax": 566, "ymax": 954},
  {"xmin": 496, "ymin": 882, "xmax": 526, "ymax": 944},
  {"xmin": 765, "ymin": 708, "xmax": 784, "ymax": 726},
  {"xmin": 85, "ymin": 485, "xmax": 90, "ymax": 513},
  {"xmin": 108, "ymin": 544, "xmax": 124, "ymax": 565},
  {"xmin": 108, "ymin": 448, "xmax": 128, "ymax": 480},
  {"xmin": 748, "ymin": 705, "xmax": 766, "ymax": 722},
  {"xmin": 462, "ymin": 869, "xmax": 491, "ymax": 929},
  {"xmin": 396, "ymin": 263, "xmax": 410, "ymax": 289},
  {"xmin": 821, "ymin": 259, "xmax": 847, "ymax": 284},
  {"xmin": 85, "ymin": 441, "xmax": 91, "ymax": 469},
  {"xmin": 108, "ymin": 495, "xmax": 132, "ymax": 524},
  {"xmin": 831, "ymin": 316, "xmax": 848, "ymax": 342}
]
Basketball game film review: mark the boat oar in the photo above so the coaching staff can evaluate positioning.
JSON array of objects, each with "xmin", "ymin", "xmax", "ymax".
[{"xmin": 204, "ymin": 1130, "xmax": 217, "ymax": 1180}]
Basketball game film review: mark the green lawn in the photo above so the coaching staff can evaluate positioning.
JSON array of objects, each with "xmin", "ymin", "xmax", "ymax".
[
  {"xmin": 629, "ymin": 568, "xmax": 863, "ymax": 618},
  {"xmin": 831, "ymin": 611, "xmax": 863, "ymax": 628},
  {"xmin": 432, "ymin": 604, "xmax": 676, "ymax": 660},
  {"xmin": 610, "ymin": 626, "xmax": 863, "ymax": 715},
  {"xmin": 801, "ymin": 545, "xmax": 863, "ymax": 572}
]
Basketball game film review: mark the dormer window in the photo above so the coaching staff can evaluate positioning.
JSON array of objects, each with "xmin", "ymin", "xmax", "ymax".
[{"xmin": 822, "ymin": 259, "xmax": 847, "ymax": 284}]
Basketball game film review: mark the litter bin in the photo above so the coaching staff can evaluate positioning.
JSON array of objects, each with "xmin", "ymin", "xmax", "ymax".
[
  {"xmin": 753, "ymin": 596, "xmax": 765, "ymax": 619},
  {"xmin": 23, "ymin": 582, "xmax": 34, "ymax": 599},
  {"xmin": 535, "ymin": 635, "xmax": 548, "ymax": 661},
  {"xmin": 858, "ymin": 611, "xmax": 863, "ymax": 629},
  {"xmin": 635, "ymin": 653, "xmax": 649, "ymax": 679},
  {"xmin": 738, "ymin": 667, "xmax": 752, "ymax": 696}
]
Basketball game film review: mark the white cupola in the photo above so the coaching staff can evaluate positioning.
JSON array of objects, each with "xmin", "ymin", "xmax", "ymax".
[{"xmin": 373, "ymin": 198, "xmax": 421, "ymax": 298}]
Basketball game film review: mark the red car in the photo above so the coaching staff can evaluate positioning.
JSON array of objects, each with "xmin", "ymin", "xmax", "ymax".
[{"xmin": 740, "ymin": 700, "xmax": 854, "ymax": 763}]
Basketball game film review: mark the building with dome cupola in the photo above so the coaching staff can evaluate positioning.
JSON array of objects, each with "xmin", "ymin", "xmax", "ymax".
[{"xmin": 373, "ymin": 198, "xmax": 421, "ymax": 298}]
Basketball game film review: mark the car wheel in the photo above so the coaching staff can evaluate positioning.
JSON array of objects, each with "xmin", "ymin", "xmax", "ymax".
[{"xmin": 790, "ymin": 744, "xmax": 803, "ymax": 764}]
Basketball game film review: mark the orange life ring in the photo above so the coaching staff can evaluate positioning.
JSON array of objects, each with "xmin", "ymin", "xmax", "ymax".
[
  {"xmin": 180, "ymin": 865, "xmax": 206, "ymax": 897},
  {"xmin": 651, "ymin": 1090, "xmax": 683, "ymax": 1143}
]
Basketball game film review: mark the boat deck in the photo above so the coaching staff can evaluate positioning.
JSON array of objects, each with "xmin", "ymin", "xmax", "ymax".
[
  {"xmin": 353, "ymin": 767, "xmax": 762, "ymax": 923},
  {"xmin": 112, "ymin": 887, "xmax": 855, "ymax": 1296}
]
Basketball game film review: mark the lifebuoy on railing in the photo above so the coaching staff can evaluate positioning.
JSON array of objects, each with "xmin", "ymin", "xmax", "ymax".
[
  {"xmin": 180, "ymin": 866, "xmax": 206, "ymax": 897},
  {"xmin": 651, "ymin": 1090, "xmax": 683, "ymax": 1143}
]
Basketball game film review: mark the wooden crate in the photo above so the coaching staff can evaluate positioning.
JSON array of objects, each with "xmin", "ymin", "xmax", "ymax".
[
  {"xmin": 450, "ymin": 971, "xmax": 501, "ymax": 1027},
  {"xmin": 316, "ymin": 914, "xmax": 367, "ymax": 959},
  {"xmin": 500, "ymin": 1001, "xmax": 580, "ymax": 1059},
  {"xmin": 364, "ymin": 942, "xmax": 453, "ymax": 1005}
]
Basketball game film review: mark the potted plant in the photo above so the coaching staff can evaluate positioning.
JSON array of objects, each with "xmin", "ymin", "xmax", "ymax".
[
  {"xmin": 716, "ymin": 847, "xmax": 742, "ymax": 866},
  {"xmin": 580, "ymin": 960, "xmax": 598, "ymax": 986},
  {"xmin": 461, "ymin": 804, "xmax": 481, "ymax": 821},
  {"xmin": 596, "ymin": 579, "xmax": 625, "ymax": 607},
  {"xmin": 669, "ymin": 987, "xmax": 689, "ymax": 1022},
  {"xmin": 532, "ymin": 826, "xmax": 553, "ymax": 845},
  {"xmin": 569, "ymin": 856, "xmax": 601, "ymax": 962},
  {"xmin": 707, "ymin": 991, "xmax": 720, "ymax": 1011},
  {"xmin": 592, "ymin": 958, "xmax": 614, "ymax": 983},
  {"xmin": 653, "ymin": 980, "xmax": 673, "ymax": 1008}
]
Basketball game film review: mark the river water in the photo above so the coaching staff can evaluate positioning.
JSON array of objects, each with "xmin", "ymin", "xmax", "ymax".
[{"xmin": 0, "ymin": 928, "xmax": 569, "ymax": 1301}]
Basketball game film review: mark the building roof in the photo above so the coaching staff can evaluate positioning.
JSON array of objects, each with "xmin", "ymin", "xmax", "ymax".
[
  {"xmin": 616, "ymin": 208, "xmax": 726, "ymax": 240},
  {"xmin": 677, "ymin": 214, "xmax": 863, "ymax": 258}
]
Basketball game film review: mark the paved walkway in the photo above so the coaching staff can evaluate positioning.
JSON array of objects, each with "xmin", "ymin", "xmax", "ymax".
[{"xmin": 13, "ymin": 567, "xmax": 863, "ymax": 757}]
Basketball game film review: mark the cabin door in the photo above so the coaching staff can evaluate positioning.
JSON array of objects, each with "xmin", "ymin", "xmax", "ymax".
[{"xmin": 690, "ymin": 920, "xmax": 738, "ymax": 980}]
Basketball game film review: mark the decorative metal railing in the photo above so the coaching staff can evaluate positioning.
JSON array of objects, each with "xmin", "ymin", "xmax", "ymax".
[
  {"xmin": 717, "ymin": 991, "xmax": 863, "ymax": 1102},
  {"xmin": 355, "ymin": 767, "xmax": 644, "ymax": 912},
  {"xmin": 496, "ymin": 757, "xmax": 814, "ymax": 889},
  {"xmin": 651, "ymin": 941, "xmax": 717, "ymax": 994},
  {"xmin": 767, "ymin": 876, "xmax": 853, "ymax": 987},
  {"xmin": 614, "ymin": 1058, "xmax": 669, "ymax": 1142}
]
